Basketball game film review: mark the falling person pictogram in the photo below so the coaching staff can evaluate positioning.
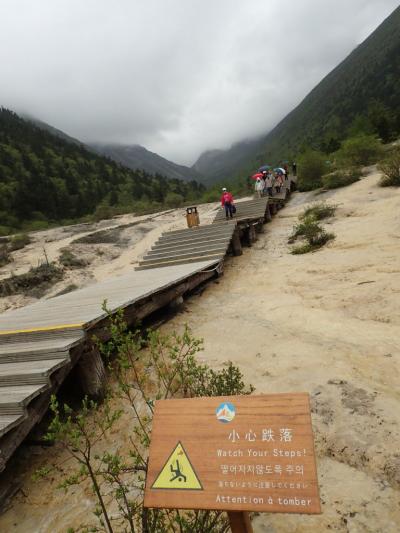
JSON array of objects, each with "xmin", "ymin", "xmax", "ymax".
[
  {"xmin": 170, "ymin": 459, "xmax": 187, "ymax": 482},
  {"xmin": 151, "ymin": 441, "xmax": 203, "ymax": 490}
]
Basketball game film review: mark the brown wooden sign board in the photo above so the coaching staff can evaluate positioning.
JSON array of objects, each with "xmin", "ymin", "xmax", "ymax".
[{"xmin": 144, "ymin": 393, "xmax": 321, "ymax": 515}]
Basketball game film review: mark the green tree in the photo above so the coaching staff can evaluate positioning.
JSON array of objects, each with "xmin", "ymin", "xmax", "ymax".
[
  {"xmin": 336, "ymin": 135, "xmax": 382, "ymax": 166},
  {"xmin": 36, "ymin": 310, "xmax": 254, "ymax": 532},
  {"xmin": 297, "ymin": 150, "xmax": 327, "ymax": 191}
]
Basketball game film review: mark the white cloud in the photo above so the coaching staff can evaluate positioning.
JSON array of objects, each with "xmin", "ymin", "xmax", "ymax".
[{"xmin": 0, "ymin": 0, "xmax": 398, "ymax": 164}]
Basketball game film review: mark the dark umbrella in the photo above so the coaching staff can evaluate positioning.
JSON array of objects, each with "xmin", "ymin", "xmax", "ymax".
[{"xmin": 258, "ymin": 164, "xmax": 271, "ymax": 172}]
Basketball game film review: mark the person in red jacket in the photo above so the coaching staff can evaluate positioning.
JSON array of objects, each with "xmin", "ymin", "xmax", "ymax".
[{"xmin": 221, "ymin": 187, "xmax": 235, "ymax": 220}]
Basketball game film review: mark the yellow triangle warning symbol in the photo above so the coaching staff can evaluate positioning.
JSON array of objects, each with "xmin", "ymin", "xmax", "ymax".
[{"xmin": 151, "ymin": 441, "xmax": 203, "ymax": 491}]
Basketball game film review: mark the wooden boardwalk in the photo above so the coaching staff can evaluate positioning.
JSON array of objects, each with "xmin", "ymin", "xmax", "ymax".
[
  {"xmin": 0, "ymin": 186, "xmax": 294, "ymax": 472},
  {"xmin": 136, "ymin": 222, "xmax": 236, "ymax": 270},
  {"xmin": 0, "ymin": 260, "xmax": 220, "ymax": 469},
  {"xmin": 213, "ymin": 197, "xmax": 270, "ymax": 224}
]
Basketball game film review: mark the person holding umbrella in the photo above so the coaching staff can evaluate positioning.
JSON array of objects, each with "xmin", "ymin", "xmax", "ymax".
[
  {"xmin": 220, "ymin": 187, "xmax": 235, "ymax": 220},
  {"xmin": 274, "ymin": 168, "xmax": 284, "ymax": 193},
  {"xmin": 265, "ymin": 170, "xmax": 274, "ymax": 196},
  {"xmin": 255, "ymin": 177, "xmax": 264, "ymax": 198}
]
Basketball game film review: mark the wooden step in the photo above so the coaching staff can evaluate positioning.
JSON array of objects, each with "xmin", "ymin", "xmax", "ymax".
[
  {"xmin": 0, "ymin": 359, "xmax": 67, "ymax": 386},
  {"xmin": 0, "ymin": 384, "xmax": 47, "ymax": 415}
]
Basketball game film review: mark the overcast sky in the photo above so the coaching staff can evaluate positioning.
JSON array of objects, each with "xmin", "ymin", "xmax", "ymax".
[{"xmin": 1, "ymin": 0, "xmax": 398, "ymax": 165}]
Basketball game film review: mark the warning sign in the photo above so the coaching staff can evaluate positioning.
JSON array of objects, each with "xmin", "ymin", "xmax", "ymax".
[
  {"xmin": 151, "ymin": 441, "xmax": 203, "ymax": 491},
  {"xmin": 145, "ymin": 394, "xmax": 321, "ymax": 513}
]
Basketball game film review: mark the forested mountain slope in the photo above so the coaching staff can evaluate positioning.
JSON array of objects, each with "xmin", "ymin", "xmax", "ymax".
[
  {"xmin": 192, "ymin": 137, "xmax": 264, "ymax": 186},
  {"xmin": 258, "ymin": 4, "xmax": 400, "ymax": 164},
  {"xmin": 195, "ymin": 5, "xmax": 400, "ymax": 184},
  {"xmin": 91, "ymin": 143, "xmax": 204, "ymax": 183},
  {"xmin": 0, "ymin": 109, "xmax": 205, "ymax": 232},
  {"xmin": 23, "ymin": 115, "xmax": 84, "ymax": 147}
]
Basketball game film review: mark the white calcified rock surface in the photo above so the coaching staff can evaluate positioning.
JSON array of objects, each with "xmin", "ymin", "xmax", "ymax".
[{"xmin": 0, "ymin": 172, "xmax": 399, "ymax": 532}]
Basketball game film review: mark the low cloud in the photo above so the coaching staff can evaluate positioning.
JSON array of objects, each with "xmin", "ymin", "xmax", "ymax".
[{"xmin": 0, "ymin": 0, "xmax": 398, "ymax": 164}]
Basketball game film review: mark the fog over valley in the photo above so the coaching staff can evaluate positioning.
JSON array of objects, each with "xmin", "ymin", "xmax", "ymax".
[{"xmin": 1, "ymin": 0, "xmax": 399, "ymax": 164}]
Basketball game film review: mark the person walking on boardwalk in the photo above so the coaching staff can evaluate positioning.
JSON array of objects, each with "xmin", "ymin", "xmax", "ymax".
[
  {"xmin": 292, "ymin": 161, "xmax": 297, "ymax": 176},
  {"xmin": 255, "ymin": 177, "xmax": 263, "ymax": 199},
  {"xmin": 275, "ymin": 171, "xmax": 283, "ymax": 193},
  {"xmin": 265, "ymin": 170, "xmax": 274, "ymax": 196},
  {"xmin": 221, "ymin": 187, "xmax": 235, "ymax": 220}
]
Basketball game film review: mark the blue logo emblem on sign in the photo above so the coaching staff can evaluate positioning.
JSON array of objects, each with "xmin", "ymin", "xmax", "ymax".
[{"xmin": 216, "ymin": 402, "xmax": 236, "ymax": 423}]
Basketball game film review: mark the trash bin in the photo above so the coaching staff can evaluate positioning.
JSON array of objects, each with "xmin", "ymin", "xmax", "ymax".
[{"xmin": 186, "ymin": 206, "xmax": 200, "ymax": 228}]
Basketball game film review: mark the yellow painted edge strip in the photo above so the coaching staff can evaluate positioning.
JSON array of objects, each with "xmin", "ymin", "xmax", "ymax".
[{"xmin": 0, "ymin": 323, "xmax": 85, "ymax": 336}]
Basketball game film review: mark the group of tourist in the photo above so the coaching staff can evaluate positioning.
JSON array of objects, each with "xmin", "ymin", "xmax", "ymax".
[
  {"xmin": 220, "ymin": 161, "xmax": 297, "ymax": 220},
  {"xmin": 254, "ymin": 166, "xmax": 290, "ymax": 199}
]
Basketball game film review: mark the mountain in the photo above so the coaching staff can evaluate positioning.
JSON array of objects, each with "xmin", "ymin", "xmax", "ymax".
[
  {"xmin": 25, "ymin": 117, "xmax": 203, "ymax": 185},
  {"xmin": 22, "ymin": 114, "xmax": 84, "ymax": 146},
  {"xmin": 195, "ymin": 5, "xmax": 400, "ymax": 185},
  {"xmin": 192, "ymin": 137, "xmax": 264, "ymax": 186},
  {"xmin": 0, "ymin": 108, "xmax": 205, "ymax": 233},
  {"xmin": 91, "ymin": 143, "xmax": 204, "ymax": 183}
]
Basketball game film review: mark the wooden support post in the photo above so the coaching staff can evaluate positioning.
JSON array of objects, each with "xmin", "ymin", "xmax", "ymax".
[
  {"xmin": 248, "ymin": 224, "xmax": 257, "ymax": 244},
  {"xmin": 255, "ymin": 221, "xmax": 263, "ymax": 233},
  {"xmin": 169, "ymin": 296, "xmax": 184, "ymax": 310},
  {"xmin": 270, "ymin": 203, "xmax": 277, "ymax": 215},
  {"xmin": 76, "ymin": 346, "xmax": 106, "ymax": 397},
  {"xmin": 231, "ymin": 230, "xmax": 243, "ymax": 256},
  {"xmin": 228, "ymin": 511, "xmax": 253, "ymax": 533},
  {"xmin": 265, "ymin": 203, "xmax": 272, "ymax": 222},
  {"xmin": 244, "ymin": 225, "xmax": 257, "ymax": 246}
]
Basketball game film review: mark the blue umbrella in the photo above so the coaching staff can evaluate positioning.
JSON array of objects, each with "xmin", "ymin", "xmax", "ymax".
[{"xmin": 258, "ymin": 164, "xmax": 271, "ymax": 172}]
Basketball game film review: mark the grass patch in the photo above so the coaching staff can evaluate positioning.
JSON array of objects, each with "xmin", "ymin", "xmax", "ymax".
[
  {"xmin": 289, "ymin": 202, "xmax": 336, "ymax": 254},
  {"xmin": 9, "ymin": 233, "xmax": 31, "ymax": 251},
  {"xmin": 59, "ymin": 248, "xmax": 88, "ymax": 268},
  {"xmin": 300, "ymin": 202, "xmax": 337, "ymax": 221},
  {"xmin": 322, "ymin": 168, "xmax": 361, "ymax": 189},
  {"xmin": 0, "ymin": 263, "xmax": 63, "ymax": 297},
  {"xmin": 291, "ymin": 229, "xmax": 335, "ymax": 254},
  {"xmin": 379, "ymin": 147, "xmax": 400, "ymax": 187}
]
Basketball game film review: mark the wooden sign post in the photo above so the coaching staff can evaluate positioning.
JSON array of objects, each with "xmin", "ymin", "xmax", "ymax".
[{"xmin": 144, "ymin": 393, "xmax": 321, "ymax": 531}]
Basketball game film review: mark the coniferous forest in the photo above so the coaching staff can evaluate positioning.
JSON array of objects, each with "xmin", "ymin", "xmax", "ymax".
[{"xmin": 0, "ymin": 108, "xmax": 205, "ymax": 234}]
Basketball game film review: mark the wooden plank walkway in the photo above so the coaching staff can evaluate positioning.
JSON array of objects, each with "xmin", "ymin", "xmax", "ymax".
[
  {"xmin": 136, "ymin": 222, "xmax": 236, "ymax": 270},
  {"xmin": 213, "ymin": 197, "xmax": 270, "ymax": 224},
  {"xmin": 0, "ymin": 189, "xmax": 294, "ymax": 471},
  {"xmin": 0, "ymin": 259, "xmax": 220, "ymax": 463}
]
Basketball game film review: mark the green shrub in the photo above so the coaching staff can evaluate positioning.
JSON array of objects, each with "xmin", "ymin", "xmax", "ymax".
[
  {"xmin": 291, "ymin": 229, "xmax": 335, "ymax": 254},
  {"xmin": 9, "ymin": 233, "xmax": 31, "ymax": 251},
  {"xmin": 289, "ymin": 204, "xmax": 336, "ymax": 254},
  {"xmin": 164, "ymin": 192, "xmax": 185, "ymax": 208},
  {"xmin": 300, "ymin": 202, "xmax": 337, "ymax": 221},
  {"xmin": 336, "ymin": 135, "xmax": 382, "ymax": 166},
  {"xmin": 288, "ymin": 217, "xmax": 320, "ymax": 243},
  {"xmin": 322, "ymin": 168, "xmax": 361, "ymax": 189},
  {"xmin": 59, "ymin": 249, "xmax": 87, "ymax": 268},
  {"xmin": 93, "ymin": 204, "xmax": 117, "ymax": 222},
  {"xmin": 297, "ymin": 150, "xmax": 327, "ymax": 191},
  {"xmin": 38, "ymin": 313, "xmax": 254, "ymax": 532},
  {"xmin": 24, "ymin": 220, "xmax": 50, "ymax": 232},
  {"xmin": 0, "ymin": 226, "xmax": 12, "ymax": 237},
  {"xmin": 378, "ymin": 147, "xmax": 400, "ymax": 187}
]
